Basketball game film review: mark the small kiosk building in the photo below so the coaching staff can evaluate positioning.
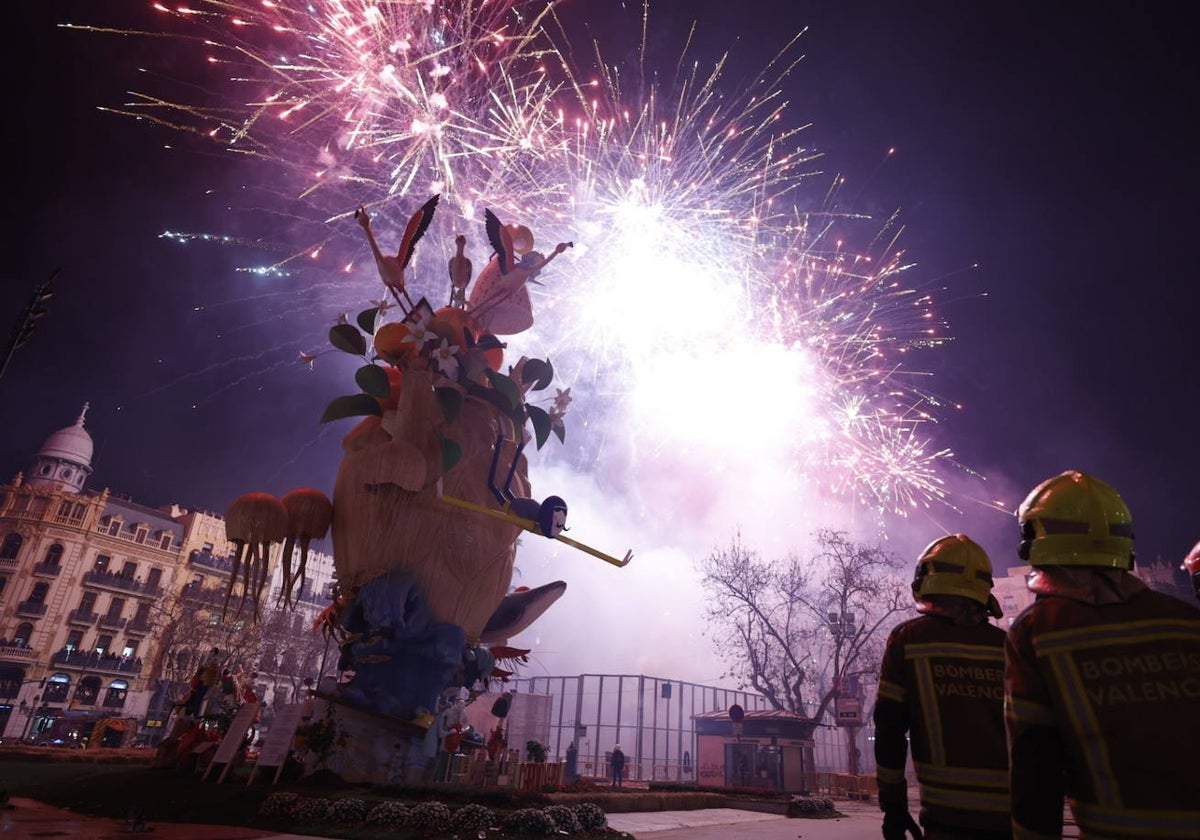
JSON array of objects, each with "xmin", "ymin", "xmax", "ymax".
[{"xmin": 694, "ymin": 708, "xmax": 817, "ymax": 793}]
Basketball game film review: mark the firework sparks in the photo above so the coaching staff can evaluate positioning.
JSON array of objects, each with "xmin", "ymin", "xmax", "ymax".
[{"xmin": 72, "ymin": 0, "xmax": 972, "ymax": 516}]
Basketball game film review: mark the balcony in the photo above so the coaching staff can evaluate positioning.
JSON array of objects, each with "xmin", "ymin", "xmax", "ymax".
[
  {"xmin": 180, "ymin": 583, "xmax": 227, "ymax": 608},
  {"xmin": 125, "ymin": 619, "xmax": 153, "ymax": 636},
  {"xmin": 0, "ymin": 642, "xmax": 36, "ymax": 664},
  {"xmin": 15, "ymin": 600, "xmax": 48, "ymax": 618},
  {"xmin": 51, "ymin": 649, "xmax": 144, "ymax": 675},
  {"xmin": 187, "ymin": 550, "xmax": 236, "ymax": 576},
  {"xmin": 294, "ymin": 587, "xmax": 331, "ymax": 607},
  {"xmin": 81, "ymin": 570, "xmax": 164, "ymax": 599},
  {"xmin": 96, "ymin": 614, "xmax": 127, "ymax": 631},
  {"xmin": 30, "ymin": 561, "xmax": 63, "ymax": 578},
  {"xmin": 94, "ymin": 522, "xmax": 175, "ymax": 553},
  {"xmin": 0, "ymin": 556, "xmax": 18, "ymax": 570},
  {"xmin": 68, "ymin": 609, "xmax": 100, "ymax": 626}
]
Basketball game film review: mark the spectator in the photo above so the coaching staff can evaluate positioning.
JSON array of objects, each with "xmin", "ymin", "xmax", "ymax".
[{"xmin": 611, "ymin": 744, "xmax": 626, "ymax": 787}]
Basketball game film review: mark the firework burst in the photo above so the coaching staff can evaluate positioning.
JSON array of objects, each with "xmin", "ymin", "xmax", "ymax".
[{"xmin": 71, "ymin": 0, "xmax": 971, "ymax": 516}]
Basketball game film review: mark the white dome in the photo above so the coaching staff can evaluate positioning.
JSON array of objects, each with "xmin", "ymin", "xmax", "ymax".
[{"xmin": 38, "ymin": 404, "xmax": 94, "ymax": 465}]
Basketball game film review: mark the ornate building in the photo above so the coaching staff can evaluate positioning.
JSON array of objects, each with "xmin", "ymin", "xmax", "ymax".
[
  {"xmin": 990, "ymin": 557, "xmax": 1194, "ymax": 630},
  {"xmin": 0, "ymin": 407, "xmax": 335, "ymax": 744}
]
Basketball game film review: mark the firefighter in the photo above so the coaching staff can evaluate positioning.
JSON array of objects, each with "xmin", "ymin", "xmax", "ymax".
[
  {"xmin": 1006, "ymin": 471, "xmax": 1200, "ymax": 839},
  {"xmin": 874, "ymin": 534, "xmax": 1010, "ymax": 840},
  {"xmin": 1181, "ymin": 539, "xmax": 1200, "ymax": 601}
]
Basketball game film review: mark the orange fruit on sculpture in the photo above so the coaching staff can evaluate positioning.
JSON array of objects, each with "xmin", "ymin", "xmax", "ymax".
[
  {"xmin": 430, "ymin": 307, "xmax": 478, "ymax": 348},
  {"xmin": 373, "ymin": 322, "xmax": 414, "ymax": 364}
]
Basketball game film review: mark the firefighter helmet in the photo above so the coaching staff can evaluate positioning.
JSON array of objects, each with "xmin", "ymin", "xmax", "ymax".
[
  {"xmin": 1183, "ymin": 540, "xmax": 1200, "ymax": 602},
  {"xmin": 1183, "ymin": 540, "xmax": 1200, "ymax": 576},
  {"xmin": 1017, "ymin": 470, "xmax": 1134, "ymax": 569},
  {"xmin": 912, "ymin": 534, "xmax": 1002, "ymax": 618}
]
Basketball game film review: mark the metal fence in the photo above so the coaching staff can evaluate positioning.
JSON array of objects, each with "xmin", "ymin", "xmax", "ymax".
[{"xmin": 509, "ymin": 673, "xmax": 875, "ymax": 781}]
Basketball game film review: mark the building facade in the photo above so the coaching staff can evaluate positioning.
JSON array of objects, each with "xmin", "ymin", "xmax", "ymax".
[
  {"xmin": 0, "ymin": 407, "xmax": 336, "ymax": 744},
  {"xmin": 990, "ymin": 558, "xmax": 1194, "ymax": 630}
]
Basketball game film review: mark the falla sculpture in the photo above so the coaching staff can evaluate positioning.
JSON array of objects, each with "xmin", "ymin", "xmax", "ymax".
[{"xmin": 225, "ymin": 196, "xmax": 633, "ymax": 765}]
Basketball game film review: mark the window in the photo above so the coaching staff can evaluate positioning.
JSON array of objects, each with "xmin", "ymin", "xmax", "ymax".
[
  {"xmin": 73, "ymin": 503, "xmax": 86, "ymax": 519},
  {"xmin": 64, "ymin": 630, "xmax": 84, "ymax": 653},
  {"xmin": 120, "ymin": 561, "xmax": 137, "ymax": 579},
  {"xmin": 14, "ymin": 623, "xmax": 34, "ymax": 646},
  {"xmin": 202, "ymin": 542, "xmax": 214, "ymax": 553},
  {"xmin": 146, "ymin": 568, "xmax": 162, "ymax": 589},
  {"xmin": 0, "ymin": 577, "xmax": 6, "ymax": 597},
  {"xmin": 103, "ymin": 680, "xmax": 129, "ymax": 708},
  {"xmin": 43, "ymin": 544, "xmax": 64, "ymax": 567},
  {"xmin": 0, "ymin": 668, "xmax": 21, "ymax": 699},
  {"xmin": 134, "ymin": 527, "xmax": 148, "ymax": 545},
  {"xmin": 74, "ymin": 676, "xmax": 100, "ymax": 705},
  {"xmin": 28, "ymin": 582, "xmax": 49, "ymax": 605},
  {"xmin": 133, "ymin": 602, "xmax": 151, "ymax": 624},
  {"xmin": 0, "ymin": 533, "xmax": 23, "ymax": 560},
  {"xmin": 57, "ymin": 501, "xmax": 73, "ymax": 517},
  {"xmin": 94, "ymin": 555, "xmax": 111, "ymax": 573},
  {"xmin": 159, "ymin": 533, "xmax": 172, "ymax": 550},
  {"xmin": 43, "ymin": 673, "xmax": 70, "ymax": 703},
  {"xmin": 121, "ymin": 641, "xmax": 138, "ymax": 659},
  {"xmin": 78, "ymin": 592, "xmax": 97, "ymax": 612},
  {"xmin": 95, "ymin": 635, "xmax": 113, "ymax": 656},
  {"xmin": 107, "ymin": 520, "xmax": 120, "ymax": 536},
  {"xmin": 61, "ymin": 469, "xmax": 73, "ymax": 480},
  {"xmin": 106, "ymin": 598, "xmax": 125, "ymax": 620}
]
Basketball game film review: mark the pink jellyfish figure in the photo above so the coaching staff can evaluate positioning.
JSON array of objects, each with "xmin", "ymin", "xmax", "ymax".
[
  {"xmin": 223, "ymin": 492, "xmax": 288, "ymax": 621},
  {"xmin": 280, "ymin": 488, "xmax": 333, "ymax": 607}
]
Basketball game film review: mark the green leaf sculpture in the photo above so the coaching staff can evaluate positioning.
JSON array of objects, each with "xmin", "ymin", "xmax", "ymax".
[
  {"xmin": 521, "ymin": 358, "xmax": 555, "ymax": 391},
  {"xmin": 435, "ymin": 386, "xmax": 463, "ymax": 426},
  {"xmin": 320, "ymin": 393, "xmax": 383, "ymax": 424},
  {"xmin": 355, "ymin": 364, "xmax": 391, "ymax": 398},
  {"xmin": 526, "ymin": 404, "xmax": 552, "ymax": 449},
  {"xmin": 356, "ymin": 308, "xmax": 379, "ymax": 335},
  {"xmin": 484, "ymin": 370, "xmax": 523, "ymax": 414},
  {"xmin": 440, "ymin": 437, "xmax": 463, "ymax": 473},
  {"xmin": 329, "ymin": 323, "xmax": 367, "ymax": 356}
]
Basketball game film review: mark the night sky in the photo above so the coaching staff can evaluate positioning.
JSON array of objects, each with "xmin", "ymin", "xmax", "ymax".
[{"xmin": 5, "ymin": 0, "xmax": 1197, "ymax": 639}]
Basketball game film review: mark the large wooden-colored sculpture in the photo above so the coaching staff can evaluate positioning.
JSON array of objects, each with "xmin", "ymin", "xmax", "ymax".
[
  {"xmin": 298, "ymin": 199, "xmax": 631, "ymax": 727},
  {"xmin": 222, "ymin": 198, "xmax": 630, "ymax": 780}
]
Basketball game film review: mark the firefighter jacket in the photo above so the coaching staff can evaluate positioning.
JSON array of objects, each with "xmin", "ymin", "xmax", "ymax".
[
  {"xmin": 1006, "ymin": 567, "xmax": 1200, "ymax": 840},
  {"xmin": 875, "ymin": 608, "xmax": 1010, "ymax": 834}
]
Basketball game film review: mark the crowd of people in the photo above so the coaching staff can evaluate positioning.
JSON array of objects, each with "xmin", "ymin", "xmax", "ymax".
[
  {"xmin": 178, "ymin": 648, "xmax": 260, "ymax": 719},
  {"xmin": 874, "ymin": 470, "xmax": 1200, "ymax": 840}
]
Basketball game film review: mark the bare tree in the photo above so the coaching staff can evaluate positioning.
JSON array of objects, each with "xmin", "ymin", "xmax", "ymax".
[
  {"xmin": 699, "ymin": 528, "xmax": 911, "ymax": 771},
  {"xmin": 699, "ymin": 532, "xmax": 817, "ymax": 713}
]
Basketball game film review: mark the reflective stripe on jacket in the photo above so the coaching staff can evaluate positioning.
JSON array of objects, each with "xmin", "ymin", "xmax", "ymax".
[
  {"xmin": 874, "ymin": 613, "xmax": 1010, "ymax": 833},
  {"xmin": 1006, "ymin": 587, "xmax": 1200, "ymax": 839}
]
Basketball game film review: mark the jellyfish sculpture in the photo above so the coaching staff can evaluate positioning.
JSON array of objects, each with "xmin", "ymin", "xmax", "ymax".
[
  {"xmin": 223, "ymin": 492, "xmax": 288, "ymax": 621},
  {"xmin": 280, "ymin": 487, "xmax": 333, "ymax": 607}
]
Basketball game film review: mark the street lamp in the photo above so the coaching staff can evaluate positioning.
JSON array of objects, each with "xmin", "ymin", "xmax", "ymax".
[
  {"xmin": 827, "ymin": 612, "xmax": 861, "ymax": 776},
  {"xmin": 20, "ymin": 692, "xmax": 42, "ymax": 741}
]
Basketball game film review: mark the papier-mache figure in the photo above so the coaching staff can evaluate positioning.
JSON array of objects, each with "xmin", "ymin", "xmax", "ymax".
[
  {"xmin": 467, "ymin": 210, "xmax": 572, "ymax": 335},
  {"xmin": 259, "ymin": 197, "xmax": 631, "ymax": 770}
]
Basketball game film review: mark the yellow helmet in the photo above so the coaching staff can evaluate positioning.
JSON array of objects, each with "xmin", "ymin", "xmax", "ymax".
[
  {"xmin": 912, "ymin": 534, "xmax": 1002, "ymax": 618},
  {"xmin": 1017, "ymin": 471, "xmax": 1134, "ymax": 569}
]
